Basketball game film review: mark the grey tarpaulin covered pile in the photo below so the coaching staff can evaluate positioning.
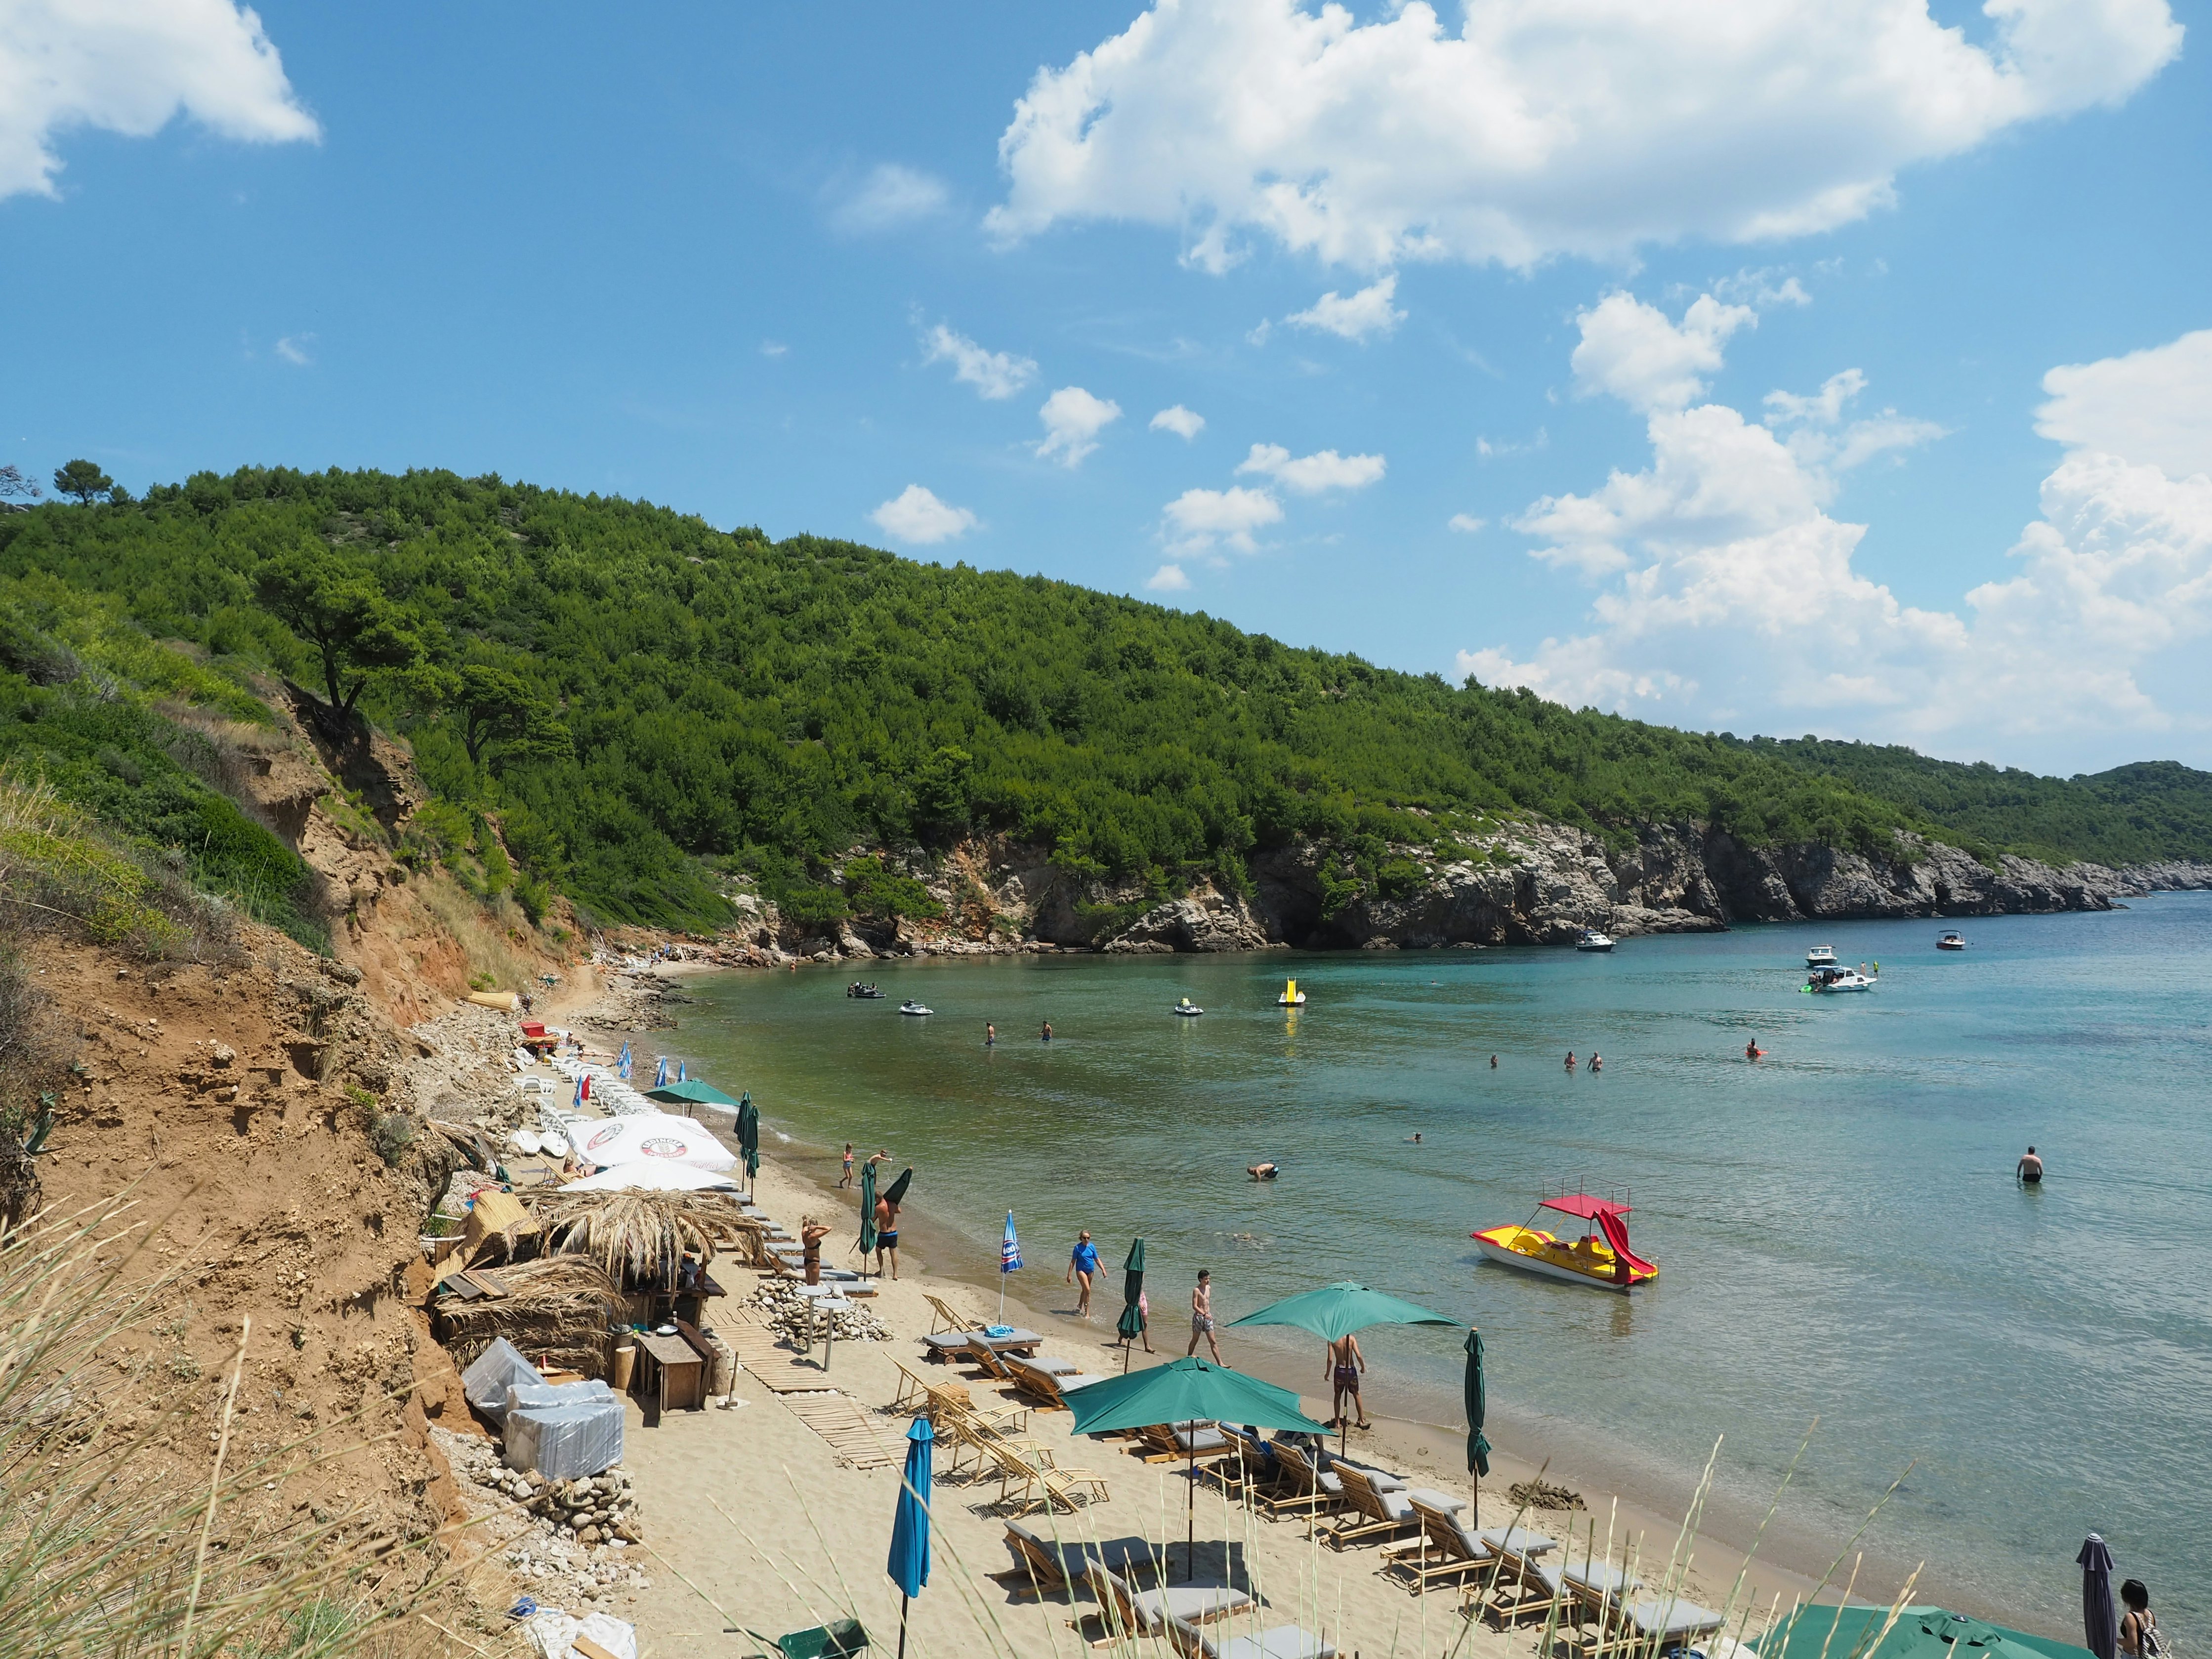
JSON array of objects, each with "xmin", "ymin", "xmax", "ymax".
[
  {"xmin": 461, "ymin": 1337, "xmax": 543, "ymax": 1425},
  {"xmin": 504, "ymin": 1380, "xmax": 624, "ymax": 1480}
]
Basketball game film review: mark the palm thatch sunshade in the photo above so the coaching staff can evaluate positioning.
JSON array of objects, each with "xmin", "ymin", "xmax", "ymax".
[
  {"xmin": 435, "ymin": 1255, "xmax": 623, "ymax": 1376},
  {"xmin": 531, "ymin": 1191, "xmax": 768, "ymax": 1288}
]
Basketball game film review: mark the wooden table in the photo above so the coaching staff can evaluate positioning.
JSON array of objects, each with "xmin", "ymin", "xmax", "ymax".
[{"xmin": 632, "ymin": 1330, "xmax": 707, "ymax": 1414}]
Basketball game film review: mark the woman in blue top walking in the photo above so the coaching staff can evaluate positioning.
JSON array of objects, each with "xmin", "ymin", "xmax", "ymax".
[{"xmin": 1066, "ymin": 1230, "xmax": 1101, "ymax": 1319}]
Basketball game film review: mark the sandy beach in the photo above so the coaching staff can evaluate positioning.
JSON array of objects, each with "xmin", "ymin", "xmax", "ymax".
[{"xmin": 537, "ymin": 966, "xmax": 1843, "ymax": 1659}]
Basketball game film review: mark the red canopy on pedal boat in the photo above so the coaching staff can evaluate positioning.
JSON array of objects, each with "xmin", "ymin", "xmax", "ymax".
[{"xmin": 1539, "ymin": 1194, "xmax": 1630, "ymax": 1220}]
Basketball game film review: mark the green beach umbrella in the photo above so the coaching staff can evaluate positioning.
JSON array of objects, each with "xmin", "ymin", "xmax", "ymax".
[
  {"xmin": 1115, "ymin": 1238, "xmax": 1147, "ymax": 1370},
  {"xmin": 1464, "ymin": 1327, "xmax": 1492, "ymax": 1508},
  {"xmin": 644, "ymin": 1079, "xmax": 740, "ymax": 1109},
  {"xmin": 857, "ymin": 1159, "xmax": 878, "ymax": 1260},
  {"xmin": 1227, "ymin": 1280, "xmax": 1459, "ymax": 1451},
  {"xmin": 1758, "ymin": 1608, "xmax": 2096, "ymax": 1659},
  {"xmin": 1067, "ymin": 1356, "xmax": 1327, "ymax": 1578}
]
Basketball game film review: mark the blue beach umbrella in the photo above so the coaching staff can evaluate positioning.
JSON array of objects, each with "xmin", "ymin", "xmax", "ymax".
[
  {"xmin": 678, "ymin": 1059, "xmax": 687, "ymax": 1082},
  {"xmin": 887, "ymin": 1417, "xmax": 934, "ymax": 1659},
  {"xmin": 653, "ymin": 1055, "xmax": 668, "ymax": 1088},
  {"xmin": 999, "ymin": 1211, "xmax": 1022, "ymax": 1323},
  {"xmin": 616, "ymin": 1040, "xmax": 632, "ymax": 1080}
]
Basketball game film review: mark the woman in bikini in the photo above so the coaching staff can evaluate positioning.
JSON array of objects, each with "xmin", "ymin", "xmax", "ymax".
[{"xmin": 1327, "ymin": 1333, "xmax": 1369, "ymax": 1430}]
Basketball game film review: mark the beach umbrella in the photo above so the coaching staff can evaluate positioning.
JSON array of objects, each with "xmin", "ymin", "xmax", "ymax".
[
  {"xmin": 677, "ymin": 1060, "xmax": 687, "ymax": 1082},
  {"xmin": 1464, "ymin": 1327, "xmax": 1493, "ymax": 1510},
  {"xmin": 999, "ymin": 1211, "xmax": 1022, "ymax": 1323},
  {"xmin": 735, "ymin": 1092, "xmax": 759, "ymax": 1194},
  {"xmin": 1227, "ymin": 1280, "xmax": 1459, "ymax": 1450},
  {"xmin": 858, "ymin": 1160, "xmax": 878, "ymax": 1260},
  {"xmin": 653, "ymin": 1055, "xmax": 668, "ymax": 1088},
  {"xmin": 1068, "ymin": 1356, "xmax": 1328, "ymax": 1578},
  {"xmin": 886, "ymin": 1416, "xmax": 933, "ymax": 1659},
  {"xmin": 2079, "ymin": 1535, "xmax": 2118, "ymax": 1659},
  {"xmin": 1116, "ymin": 1238, "xmax": 1147, "ymax": 1371},
  {"xmin": 569, "ymin": 1113, "xmax": 736, "ymax": 1173},
  {"xmin": 882, "ymin": 1166, "xmax": 913, "ymax": 1207},
  {"xmin": 616, "ymin": 1040, "xmax": 631, "ymax": 1080},
  {"xmin": 644, "ymin": 1079, "xmax": 739, "ymax": 1110},
  {"xmin": 1758, "ymin": 1607, "xmax": 2096, "ymax": 1659}
]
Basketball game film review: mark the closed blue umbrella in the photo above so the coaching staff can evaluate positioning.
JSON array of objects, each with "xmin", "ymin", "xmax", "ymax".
[
  {"xmin": 2079, "ymin": 1535, "xmax": 2117, "ymax": 1659},
  {"xmin": 887, "ymin": 1417, "xmax": 934, "ymax": 1659},
  {"xmin": 999, "ymin": 1211, "xmax": 1022, "ymax": 1324}
]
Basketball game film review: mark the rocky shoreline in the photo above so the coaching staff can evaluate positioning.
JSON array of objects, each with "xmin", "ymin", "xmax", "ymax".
[{"xmin": 708, "ymin": 823, "xmax": 2212, "ymax": 963}]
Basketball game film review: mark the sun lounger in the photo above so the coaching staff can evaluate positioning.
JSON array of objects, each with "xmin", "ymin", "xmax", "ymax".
[
  {"xmin": 1264, "ymin": 1441, "xmax": 1346, "ymax": 1517},
  {"xmin": 922, "ymin": 1292, "xmax": 969, "ymax": 1334},
  {"xmin": 983, "ymin": 1438, "xmax": 1110, "ymax": 1514},
  {"xmin": 1005, "ymin": 1356, "xmax": 1110, "ymax": 1410},
  {"xmin": 1196, "ymin": 1425, "xmax": 1280, "ymax": 1501},
  {"xmin": 1136, "ymin": 1420, "xmax": 1235, "ymax": 1462},
  {"xmin": 1084, "ymin": 1562, "xmax": 1252, "ymax": 1640},
  {"xmin": 1493, "ymin": 1551, "xmax": 1641, "ymax": 1632},
  {"xmin": 1324, "ymin": 1463, "xmax": 1467, "ymax": 1550},
  {"xmin": 1164, "ymin": 1613, "xmax": 1337, "ymax": 1659},
  {"xmin": 919, "ymin": 1327, "xmax": 1043, "ymax": 1364},
  {"xmin": 1580, "ymin": 1594, "xmax": 1729, "ymax": 1656},
  {"xmin": 1381, "ymin": 1496, "xmax": 1501, "ymax": 1594},
  {"xmin": 1001, "ymin": 1518, "xmax": 1101, "ymax": 1596}
]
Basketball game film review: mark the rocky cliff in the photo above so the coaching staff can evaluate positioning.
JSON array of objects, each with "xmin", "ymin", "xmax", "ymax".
[{"xmin": 752, "ymin": 822, "xmax": 2212, "ymax": 960}]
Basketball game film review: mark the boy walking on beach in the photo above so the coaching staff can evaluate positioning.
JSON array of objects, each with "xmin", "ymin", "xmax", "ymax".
[
  {"xmin": 1067, "ymin": 1230, "xmax": 1100, "ymax": 1318},
  {"xmin": 1187, "ymin": 1269, "xmax": 1223, "ymax": 1364}
]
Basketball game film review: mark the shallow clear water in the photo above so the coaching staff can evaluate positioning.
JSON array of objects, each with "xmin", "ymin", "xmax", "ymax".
[{"xmin": 674, "ymin": 893, "xmax": 2212, "ymax": 1639}]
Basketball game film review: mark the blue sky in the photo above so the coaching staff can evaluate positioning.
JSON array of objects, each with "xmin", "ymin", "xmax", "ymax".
[{"xmin": 5, "ymin": 1, "xmax": 2211, "ymax": 774}]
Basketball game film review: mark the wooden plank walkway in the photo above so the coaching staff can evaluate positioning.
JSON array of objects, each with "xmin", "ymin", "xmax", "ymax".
[{"xmin": 725, "ymin": 1314, "xmax": 895, "ymax": 1469}]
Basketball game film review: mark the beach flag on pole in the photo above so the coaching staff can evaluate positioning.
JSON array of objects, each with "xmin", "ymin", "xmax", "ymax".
[{"xmin": 999, "ymin": 1211, "xmax": 1022, "ymax": 1322}]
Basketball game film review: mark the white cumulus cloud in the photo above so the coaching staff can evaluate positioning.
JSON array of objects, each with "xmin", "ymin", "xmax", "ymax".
[
  {"xmin": 829, "ymin": 163, "xmax": 950, "ymax": 233},
  {"xmin": 1572, "ymin": 292, "xmax": 1756, "ymax": 413},
  {"xmin": 1150, "ymin": 404, "xmax": 1206, "ymax": 439},
  {"xmin": 1449, "ymin": 513, "xmax": 1486, "ymax": 534},
  {"xmin": 1237, "ymin": 442, "xmax": 1385, "ymax": 494},
  {"xmin": 273, "ymin": 332, "xmax": 313, "ymax": 366},
  {"xmin": 1284, "ymin": 276, "xmax": 1404, "ymax": 341},
  {"xmin": 2036, "ymin": 329, "xmax": 2212, "ymax": 481},
  {"xmin": 0, "ymin": 0, "xmax": 320, "ymax": 201},
  {"xmin": 1146, "ymin": 562, "xmax": 1193, "ymax": 591},
  {"xmin": 988, "ymin": 0, "xmax": 2180, "ymax": 273},
  {"xmin": 870, "ymin": 485, "xmax": 979, "ymax": 545},
  {"xmin": 1034, "ymin": 386, "xmax": 1122, "ymax": 467},
  {"xmin": 1460, "ymin": 302, "xmax": 2212, "ymax": 770},
  {"xmin": 921, "ymin": 323, "xmax": 1037, "ymax": 400},
  {"xmin": 1162, "ymin": 485, "xmax": 1282, "ymax": 554}
]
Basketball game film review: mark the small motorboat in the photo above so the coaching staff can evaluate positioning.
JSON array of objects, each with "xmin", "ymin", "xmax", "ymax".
[
  {"xmin": 1173, "ymin": 997, "xmax": 1205, "ymax": 1016},
  {"xmin": 899, "ymin": 999, "xmax": 933, "ymax": 1016},
  {"xmin": 1937, "ymin": 931, "xmax": 1967, "ymax": 951},
  {"xmin": 1575, "ymin": 928, "xmax": 1615, "ymax": 952},
  {"xmin": 1473, "ymin": 1193, "xmax": 1657, "ymax": 1292},
  {"xmin": 1276, "ymin": 978, "xmax": 1306, "ymax": 1007},
  {"xmin": 1806, "ymin": 944, "xmax": 1838, "ymax": 968},
  {"xmin": 1803, "ymin": 965, "xmax": 1876, "ymax": 994},
  {"xmin": 846, "ymin": 981, "xmax": 886, "ymax": 998}
]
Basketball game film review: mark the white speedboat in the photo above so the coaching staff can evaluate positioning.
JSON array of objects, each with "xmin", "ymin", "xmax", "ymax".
[
  {"xmin": 899, "ymin": 1000, "xmax": 933, "ymax": 1016},
  {"xmin": 1803, "ymin": 966, "xmax": 1875, "ymax": 994},
  {"xmin": 1173, "ymin": 998, "xmax": 1205, "ymax": 1016},
  {"xmin": 1806, "ymin": 944, "xmax": 1838, "ymax": 968},
  {"xmin": 1937, "ymin": 931, "xmax": 1967, "ymax": 951},
  {"xmin": 1576, "ymin": 929, "xmax": 1615, "ymax": 952}
]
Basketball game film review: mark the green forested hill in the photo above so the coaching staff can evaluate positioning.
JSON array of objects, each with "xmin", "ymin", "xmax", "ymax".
[{"xmin": 1, "ymin": 466, "xmax": 2205, "ymax": 932}]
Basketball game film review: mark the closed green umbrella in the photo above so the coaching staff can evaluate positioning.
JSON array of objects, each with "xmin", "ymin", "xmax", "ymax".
[
  {"xmin": 857, "ymin": 1160, "xmax": 878, "ymax": 1261},
  {"xmin": 1068, "ymin": 1356, "xmax": 1327, "ymax": 1578},
  {"xmin": 1115, "ymin": 1238, "xmax": 1147, "ymax": 1370},
  {"xmin": 1226, "ymin": 1280, "xmax": 1459, "ymax": 1451},
  {"xmin": 1464, "ymin": 1327, "xmax": 1492, "ymax": 1514}
]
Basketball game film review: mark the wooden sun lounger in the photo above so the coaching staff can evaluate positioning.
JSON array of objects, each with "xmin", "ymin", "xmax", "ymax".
[
  {"xmin": 1381, "ymin": 1497, "xmax": 1502, "ymax": 1595},
  {"xmin": 1004, "ymin": 1356, "xmax": 1110, "ymax": 1410},
  {"xmin": 1323, "ymin": 1463, "xmax": 1467, "ymax": 1550},
  {"xmin": 923, "ymin": 1291, "xmax": 968, "ymax": 1334},
  {"xmin": 1164, "ymin": 1613, "xmax": 1337, "ymax": 1659},
  {"xmin": 1082, "ymin": 1561, "xmax": 1252, "ymax": 1645},
  {"xmin": 1263, "ymin": 1441, "xmax": 1347, "ymax": 1518},
  {"xmin": 982, "ymin": 1438, "xmax": 1110, "ymax": 1515},
  {"xmin": 1134, "ymin": 1420, "xmax": 1237, "ymax": 1463}
]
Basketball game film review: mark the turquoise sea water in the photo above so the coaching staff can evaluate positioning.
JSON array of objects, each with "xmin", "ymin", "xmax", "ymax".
[{"xmin": 674, "ymin": 893, "xmax": 2212, "ymax": 1640}]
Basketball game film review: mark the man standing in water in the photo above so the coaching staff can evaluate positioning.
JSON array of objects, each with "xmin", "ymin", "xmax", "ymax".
[
  {"xmin": 2018, "ymin": 1145, "xmax": 2044, "ymax": 1185},
  {"xmin": 1067, "ymin": 1229, "xmax": 1100, "ymax": 1318},
  {"xmin": 1187, "ymin": 1269, "xmax": 1223, "ymax": 1363},
  {"xmin": 985, "ymin": 1022, "xmax": 996, "ymax": 1047},
  {"xmin": 1327, "ymin": 1333, "xmax": 1369, "ymax": 1430}
]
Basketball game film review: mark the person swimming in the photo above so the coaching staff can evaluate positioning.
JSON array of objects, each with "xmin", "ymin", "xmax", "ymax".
[
  {"xmin": 1746, "ymin": 1038, "xmax": 1764, "ymax": 1060},
  {"xmin": 1589, "ymin": 1054, "xmax": 1602, "ymax": 1073},
  {"xmin": 1564, "ymin": 1051, "xmax": 1577, "ymax": 1071},
  {"xmin": 1406, "ymin": 1132, "xmax": 1422, "ymax": 1143},
  {"xmin": 1041, "ymin": 1020, "xmax": 1053, "ymax": 1042},
  {"xmin": 1247, "ymin": 1161, "xmax": 1279, "ymax": 1180},
  {"xmin": 1489, "ymin": 1055, "xmax": 1499, "ymax": 1069},
  {"xmin": 2018, "ymin": 1145, "xmax": 2044, "ymax": 1184}
]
